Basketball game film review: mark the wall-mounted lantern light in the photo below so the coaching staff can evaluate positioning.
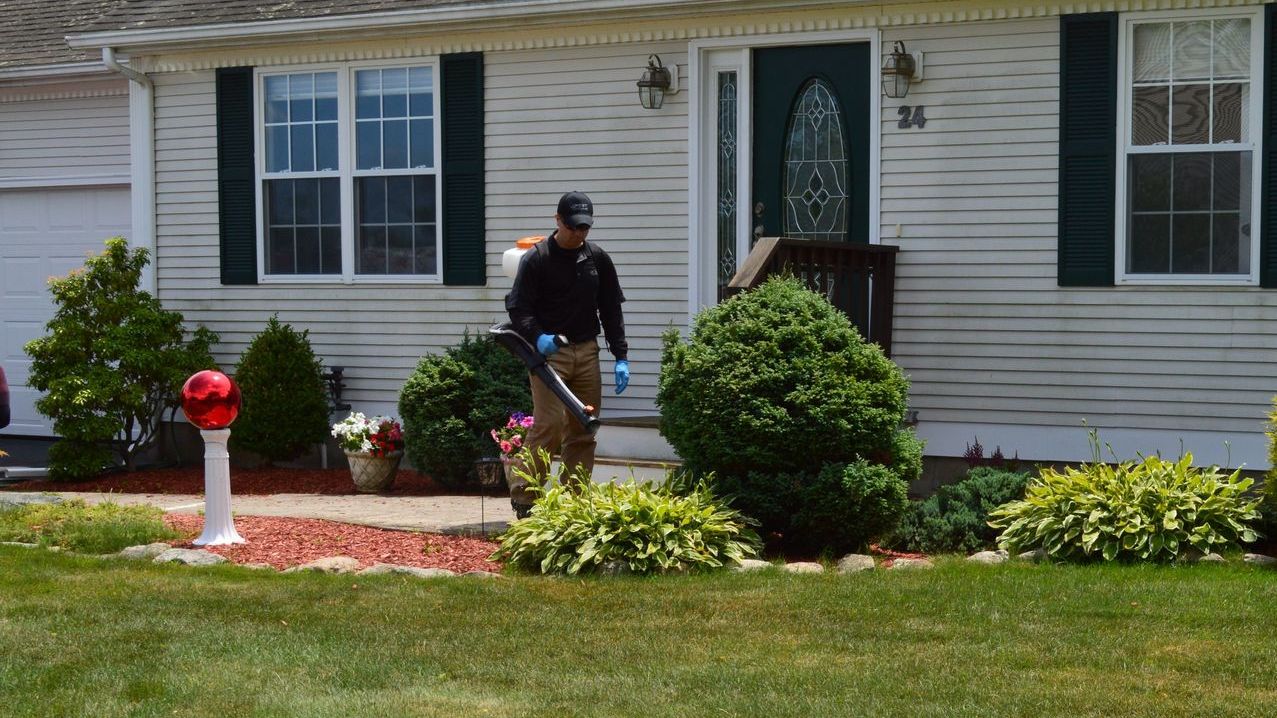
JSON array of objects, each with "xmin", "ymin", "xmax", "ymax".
[
  {"xmin": 882, "ymin": 41, "xmax": 921, "ymax": 99},
  {"xmin": 638, "ymin": 54, "xmax": 680, "ymax": 109}
]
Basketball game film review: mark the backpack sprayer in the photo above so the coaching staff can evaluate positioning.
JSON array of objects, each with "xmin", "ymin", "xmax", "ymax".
[{"xmin": 489, "ymin": 324, "xmax": 601, "ymax": 435}]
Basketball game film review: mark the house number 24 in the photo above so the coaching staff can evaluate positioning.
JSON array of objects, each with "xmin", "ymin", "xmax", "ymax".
[{"xmin": 897, "ymin": 105, "xmax": 926, "ymax": 129}]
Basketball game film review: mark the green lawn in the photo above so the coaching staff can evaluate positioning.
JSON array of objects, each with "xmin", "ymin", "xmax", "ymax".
[{"xmin": 2, "ymin": 548, "xmax": 1275, "ymax": 717}]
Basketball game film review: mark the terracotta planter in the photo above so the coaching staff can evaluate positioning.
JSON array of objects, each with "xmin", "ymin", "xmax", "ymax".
[{"xmin": 345, "ymin": 450, "xmax": 402, "ymax": 493}]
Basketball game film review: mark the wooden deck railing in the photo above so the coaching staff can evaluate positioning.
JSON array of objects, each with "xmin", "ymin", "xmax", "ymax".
[{"xmin": 725, "ymin": 237, "xmax": 900, "ymax": 356}]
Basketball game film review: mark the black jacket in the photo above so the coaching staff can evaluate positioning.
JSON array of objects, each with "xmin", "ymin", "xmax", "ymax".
[{"xmin": 505, "ymin": 233, "xmax": 628, "ymax": 360}]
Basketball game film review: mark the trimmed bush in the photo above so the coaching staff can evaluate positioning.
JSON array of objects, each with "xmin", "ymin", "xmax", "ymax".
[
  {"xmin": 989, "ymin": 454, "xmax": 1260, "ymax": 562},
  {"xmin": 230, "ymin": 316, "xmax": 330, "ymax": 463},
  {"xmin": 23, "ymin": 238, "xmax": 217, "ymax": 478},
  {"xmin": 0, "ymin": 499, "xmax": 183, "ymax": 554},
  {"xmin": 893, "ymin": 467, "xmax": 1032, "ymax": 554},
  {"xmin": 399, "ymin": 332, "xmax": 530, "ymax": 487},
  {"xmin": 656, "ymin": 277, "xmax": 919, "ymax": 549},
  {"xmin": 1256, "ymin": 399, "xmax": 1277, "ymax": 544},
  {"xmin": 491, "ymin": 450, "xmax": 761, "ymax": 574}
]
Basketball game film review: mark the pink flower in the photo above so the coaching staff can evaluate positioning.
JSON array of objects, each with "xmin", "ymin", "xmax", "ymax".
[
  {"xmin": 506, "ymin": 418, "xmax": 517, "ymax": 428},
  {"xmin": 511, "ymin": 436, "xmax": 522, "ymax": 448},
  {"xmin": 500, "ymin": 440, "xmax": 512, "ymax": 454},
  {"xmin": 490, "ymin": 429, "xmax": 500, "ymax": 442},
  {"xmin": 520, "ymin": 416, "xmax": 534, "ymax": 428}
]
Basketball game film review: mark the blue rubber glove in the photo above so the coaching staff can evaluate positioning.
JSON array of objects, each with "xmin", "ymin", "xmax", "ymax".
[
  {"xmin": 536, "ymin": 334, "xmax": 560, "ymax": 356},
  {"xmin": 614, "ymin": 360, "xmax": 630, "ymax": 395}
]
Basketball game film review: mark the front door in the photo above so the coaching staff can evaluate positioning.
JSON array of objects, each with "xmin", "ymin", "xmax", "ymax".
[{"xmin": 752, "ymin": 44, "xmax": 870, "ymax": 245}]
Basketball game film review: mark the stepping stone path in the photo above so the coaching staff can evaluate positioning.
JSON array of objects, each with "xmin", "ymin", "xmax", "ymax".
[{"xmin": 153, "ymin": 548, "xmax": 227, "ymax": 566}]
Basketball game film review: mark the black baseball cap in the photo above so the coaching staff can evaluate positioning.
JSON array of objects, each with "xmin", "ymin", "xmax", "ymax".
[{"xmin": 557, "ymin": 191, "xmax": 594, "ymax": 228}]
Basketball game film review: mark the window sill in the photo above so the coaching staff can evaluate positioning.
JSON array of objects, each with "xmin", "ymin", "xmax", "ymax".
[
  {"xmin": 258, "ymin": 276, "xmax": 445, "ymax": 285},
  {"xmin": 1116, "ymin": 276, "xmax": 1258, "ymax": 287}
]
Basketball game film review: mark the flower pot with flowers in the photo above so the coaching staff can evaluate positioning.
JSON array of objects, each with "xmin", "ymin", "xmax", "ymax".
[
  {"xmin": 491, "ymin": 411, "xmax": 534, "ymax": 483},
  {"xmin": 332, "ymin": 412, "xmax": 405, "ymax": 493}
]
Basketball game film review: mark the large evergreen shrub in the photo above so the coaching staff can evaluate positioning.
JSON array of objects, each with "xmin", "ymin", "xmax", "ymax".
[
  {"xmin": 657, "ymin": 277, "xmax": 920, "ymax": 550},
  {"xmin": 230, "ymin": 316, "xmax": 330, "ymax": 463},
  {"xmin": 399, "ymin": 332, "xmax": 530, "ymax": 487},
  {"xmin": 23, "ymin": 238, "xmax": 217, "ymax": 479},
  {"xmin": 892, "ymin": 467, "xmax": 1032, "ymax": 554}
]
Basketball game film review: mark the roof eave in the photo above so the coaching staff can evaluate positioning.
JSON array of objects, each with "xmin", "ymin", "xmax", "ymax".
[{"xmin": 0, "ymin": 61, "xmax": 115, "ymax": 81}]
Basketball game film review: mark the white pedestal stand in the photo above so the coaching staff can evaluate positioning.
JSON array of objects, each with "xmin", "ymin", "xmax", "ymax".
[{"xmin": 192, "ymin": 428, "xmax": 245, "ymax": 546}]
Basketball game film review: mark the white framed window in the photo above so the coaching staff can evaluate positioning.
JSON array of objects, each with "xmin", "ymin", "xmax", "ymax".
[
  {"xmin": 1116, "ymin": 9, "xmax": 1264, "ymax": 284},
  {"xmin": 255, "ymin": 61, "xmax": 442, "ymax": 282}
]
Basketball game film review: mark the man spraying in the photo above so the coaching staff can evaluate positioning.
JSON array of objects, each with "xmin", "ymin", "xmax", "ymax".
[{"xmin": 504, "ymin": 191, "xmax": 629, "ymax": 518}]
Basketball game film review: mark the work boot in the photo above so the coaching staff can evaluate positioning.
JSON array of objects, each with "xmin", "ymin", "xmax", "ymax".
[{"xmin": 511, "ymin": 500, "xmax": 534, "ymax": 520}]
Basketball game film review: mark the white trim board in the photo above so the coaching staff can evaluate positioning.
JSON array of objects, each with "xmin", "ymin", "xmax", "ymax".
[
  {"xmin": 915, "ymin": 420, "xmax": 1267, "ymax": 470},
  {"xmin": 0, "ymin": 175, "xmax": 130, "ymax": 190}
]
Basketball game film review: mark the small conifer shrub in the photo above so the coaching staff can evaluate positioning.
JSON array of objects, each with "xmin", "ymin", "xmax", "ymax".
[{"xmin": 230, "ymin": 316, "xmax": 330, "ymax": 463}]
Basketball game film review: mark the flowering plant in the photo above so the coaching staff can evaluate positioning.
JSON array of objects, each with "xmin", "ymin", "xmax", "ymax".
[
  {"xmin": 491, "ymin": 411, "xmax": 534, "ymax": 458},
  {"xmin": 332, "ymin": 412, "xmax": 404, "ymax": 457}
]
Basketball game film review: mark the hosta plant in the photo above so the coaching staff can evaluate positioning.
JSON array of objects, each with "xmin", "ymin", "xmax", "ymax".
[
  {"xmin": 989, "ymin": 453, "xmax": 1261, "ymax": 562},
  {"xmin": 491, "ymin": 449, "xmax": 761, "ymax": 575}
]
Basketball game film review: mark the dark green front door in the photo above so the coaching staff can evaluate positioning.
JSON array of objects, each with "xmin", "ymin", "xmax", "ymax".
[{"xmin": 752, "ymin": 44, "xmax": 870, "ymax": 244}]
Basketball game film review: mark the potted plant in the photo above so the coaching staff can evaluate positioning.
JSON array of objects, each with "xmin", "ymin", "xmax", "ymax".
[
  {"xmin": 332, "ymin": 412, "xmax": 405, "ymax": 493},
  {"xmin": 490, "ymin": 411, "xmax": 534, "ymax": 483}
]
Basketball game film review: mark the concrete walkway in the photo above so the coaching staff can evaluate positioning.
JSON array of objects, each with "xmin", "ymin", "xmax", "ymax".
[{"xmin": 8, "ymin": 491, "xmax": 517, "ymax": 536}]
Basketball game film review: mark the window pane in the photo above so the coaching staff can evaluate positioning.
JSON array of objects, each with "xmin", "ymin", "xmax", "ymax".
[
  {"xmin": 294, "ymin": 179, "xmax": 319, "ymax": 225},
  {"xmin": 409, "ymin": 67, "xmax": 434, "ymax": 117},
  {"xmin": 414, "ymin": 225, "xmax": 438, "ymax": 274},
  {"xmin": 1213, "ymin": 153, "xmax": 1241, "ymax": 210},
  {"xmin": 388, "ymin": 225, "xmax": 414, "ymax": 273},
  {"xmin": 314, "ymin": 72, "xmax": 338, "ymax": 121},
  {"xmin": 264, "ymin": 75, "xmax": 289, "ymax": 123},
  {"xmin": 356, "ymin": 121, "xmax": 381, "ymax": 170},
  {"xmin": 1130, "ymin": 215, "xmax": 1170, "ymax": 273},
  {"xmin": 321, "ymin": 227, "xmax": 342, "ymax": 274},
  {"xmin": 356, "ymin": 70, "xmax": 381, "ymax": 119},
  {"xmin": 1213, "ymin": 18, "xmax": 1250, "ymax": 79},
  {"xmin": 1212, "ymin": 214, "xmax": 1242, "ymax": 272},
  {"xmin": 320, "ymin": 177, "xmax": 340, "ymax": 225},
  {"xmin": 1172, "ymin": 21, "xmax": 1212, "ymax": 81},
  {"xmin": 1130, "ymin": 155, "xmax": 1171, "ymax": 211},
  {"xmin": 1133, "ymin": 23, "xmax": 1170, "ymax": 82},
  {"xmin": 382, "ymin": 68, "xmax": 408, "ymax": 118},
  {"xmin": 289, "ymin": 74, "xmax": 314, "ymax": 122},
  {"xmin": 266, "ymin": 125, "xmax": 290, "ymax": 172},
  {"xmin": 1172, "ymin": 153, "xmax": 1211, "ymax": 211},
  {"xmin": 1132, "ymin": 86, "xmax": 1168, "ymax": 145},
  {"xmin": 1171, "ymin": 84, "xmax": 1209, "ymax": 144},
  {"xmin": 409, "ymin": 119, "xmax": 434, "ymax": 168},
  {"xmin": 358, "ymin": 225, "xmax": 387, "ymax": 273},
  {"xmin": 290, "ymin": 124, "xmax": 315, "ymax": 172},
  {"xmin": 1171, "ymin": 214, "xmax": 1211, "ymax": 272},
  {"xmin": 1212, "ymin": 82, "xmax": 1247, "ymax": 143},
  {"xmin": 295, "ymin": 226, "xmax": 321, "ymax": 274},
  {"xmin": 358, "ymin": 177, "xmax": 386, "ymax": 223},
  {"xmin": 316, "ymin": 123, "xmax": 339, "ymax": 171},
  {"xmin": 269, "ymin": 227, "xmax": 295, "ymax": 274},
  {"xmin": 383, "ymin": 119, "xmax": 408, "ymax": 169},
  {"xmin": 386, "ymin": 176, "xmax": 413, "ymax": 223},
  {"xmin": 414, "ymin": 176, "xmax": 436, "ymax": 223},
  {"xmin": 267, "ymin": 180, "xmax": 294, "ymax": 225}
]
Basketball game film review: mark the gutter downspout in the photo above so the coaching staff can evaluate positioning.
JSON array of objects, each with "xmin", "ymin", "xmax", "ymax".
[{"xmin": 102, "ymin": 47, "xmax": 157, "ymax": 296}]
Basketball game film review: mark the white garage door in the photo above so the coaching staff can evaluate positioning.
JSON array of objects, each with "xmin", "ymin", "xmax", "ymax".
[{"xmin": 1, "ymin": 186, "xmax": 131, "ymax": 436}]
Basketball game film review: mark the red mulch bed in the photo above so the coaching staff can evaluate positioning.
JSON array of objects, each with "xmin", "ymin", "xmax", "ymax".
[
  {"xmin": 163, "ymin": 514, "xmax": 503, "ymax": 573},
  {"xmin": 3, "ymin": 465, "xmax": 506, "ymax": 497}
]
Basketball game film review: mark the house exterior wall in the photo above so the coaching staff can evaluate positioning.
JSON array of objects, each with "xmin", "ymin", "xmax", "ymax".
[{"xmin": 0, "ymin": 79, "xmax": 130, "ymax": 185}]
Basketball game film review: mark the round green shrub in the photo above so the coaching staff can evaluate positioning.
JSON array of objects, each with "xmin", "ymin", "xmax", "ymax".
[
  {"xmin": 892, "ymin": 466, "xmax": 1032, "ymax": 554},
  {"xmin": 789, "ymin": 459, "xmax": 911, "ymax": 554},
  {"xmin": 399, "ymin": 332, "xmax": 530, "ymax": 487},
  {"xmin": 230, "ymin": 316, "xmax": 330, "ymax": 463}
]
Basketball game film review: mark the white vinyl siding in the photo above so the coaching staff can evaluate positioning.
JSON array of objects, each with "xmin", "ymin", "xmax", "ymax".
[
  {"xmin": 150, "ymin": 42, "xmax": 687, "ymax": 416},
  {"xmin": 883, "ymin": 17, "xmax": 1277, "ymax": 463},
  {"xmin": 0, "ymin": 91, "xmax": 130, "ymax": 182}
]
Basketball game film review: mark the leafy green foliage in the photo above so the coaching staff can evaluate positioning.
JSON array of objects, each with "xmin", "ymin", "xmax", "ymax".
[
  {"xmin": 492, "ymin": 449, "xmax": 761, "ymax": 575},
  {"xmin": 893, "ymin": 467, "xmax": 1033, "ymax": 554},
  {"xmin": 23, "ymin": 238, "xmax": 217, "ymax": 478},
  {"xmin": 790, "ymin": 460, "xmax": 911, "ymax": 554},
  {"xmin": 989, "ymin": 454, "xmax": 1261, "ymax": 562},
  {"xmin": 1256, "ymin": 398, "xmax": 1277, "ymax": 545},
  {"xmin": 399, "ymin": 332, "xmax": 530, "ymax": 487},
  {"xmin": 656, "ymin": 277, "xmax": 918, "ymax": 549},
  {"xmin": 0, "ymin": 499, "xmax": 183, "ymax": 554},
  {"xmin": 229, "ymin": 316, "xmax": 330, "ymax": 463}
]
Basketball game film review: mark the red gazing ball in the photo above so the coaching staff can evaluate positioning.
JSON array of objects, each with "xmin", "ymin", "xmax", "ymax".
[{"xmin": 181, "ymin": 370, "xmax": 241, "ymax": 430}]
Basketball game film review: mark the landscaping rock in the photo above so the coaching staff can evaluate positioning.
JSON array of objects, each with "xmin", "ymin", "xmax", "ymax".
[
  {"xmin": 731, "ymin": 559, "xmax": 773, "ymax": 573},
  {"xmin": 968, "ymin": 551, "xmax": 1007, "ymax": 565},
  {"xmin": 240, "ymin": 563, "xmax": 276, "ymax": 571},
  {"xmin": 118, "ymin": 543, "xmax": 173, "ymax": 560},
  {"xmin": 601, "ymin": 560, "xmax": 630, "ymax": 577},
  {"xmin": 782, "ymin": 562, "xmax": 824, "ymax": 574},
  {"xmin": 0, "ymin": 542, "xmax": 39, "ymax": 549},
  {"xmin": 153, "ymin": 548, "xmax": 227, "ymax": 567},
  {"xmin": 284, "ymin": 556, "xmax": 361, "ymax": 574},
  {"xmin": 890, "ymin": 558, "xmax": 934, "ymax": 570},
  {"xmin": 1197, "ymin": 553, "xmax": 1226, "ymax": 563},
  {"xmin": 460, "ymin": 570, "xmax": 505, "ymax": 579},
  {"xmin": 835, "ymin": 554, "xmax": 875, "ymax": 574},
  {"xmin": 1017, "ymin": 549, "xmax": 1047, "ymax": 562},
  {"xmin": 1243, "ymin": 553, "xmax": 1277, "ymax": 567},
  {"xmin": 0, "ymin": 493, "xmax": 62, "ymax": 509},
  {"xmin": 358, "ymin": 563, "xmax": 456, "ymax": 579}
]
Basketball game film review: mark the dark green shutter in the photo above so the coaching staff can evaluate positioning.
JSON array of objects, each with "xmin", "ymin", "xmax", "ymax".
[
  {"xmin": 441, "ymin": 53, "xmax": 486, "ymax": 286},
  {"xmin": 1058, "ymin": 13, "xmax": 1117, "ymax": 286},
  {"xmin": 1262, "ymin": 5, "xmax": 1277, "ymax": 287},
  {"xmin": 216, "ymin": 67, "xmax": 257, "ymax": 285}
]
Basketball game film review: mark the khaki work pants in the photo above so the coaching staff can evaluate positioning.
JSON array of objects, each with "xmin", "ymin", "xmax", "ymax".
[{"xmin": 508, "ymin": 339, "xmax": 602, "ymax": 506}]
